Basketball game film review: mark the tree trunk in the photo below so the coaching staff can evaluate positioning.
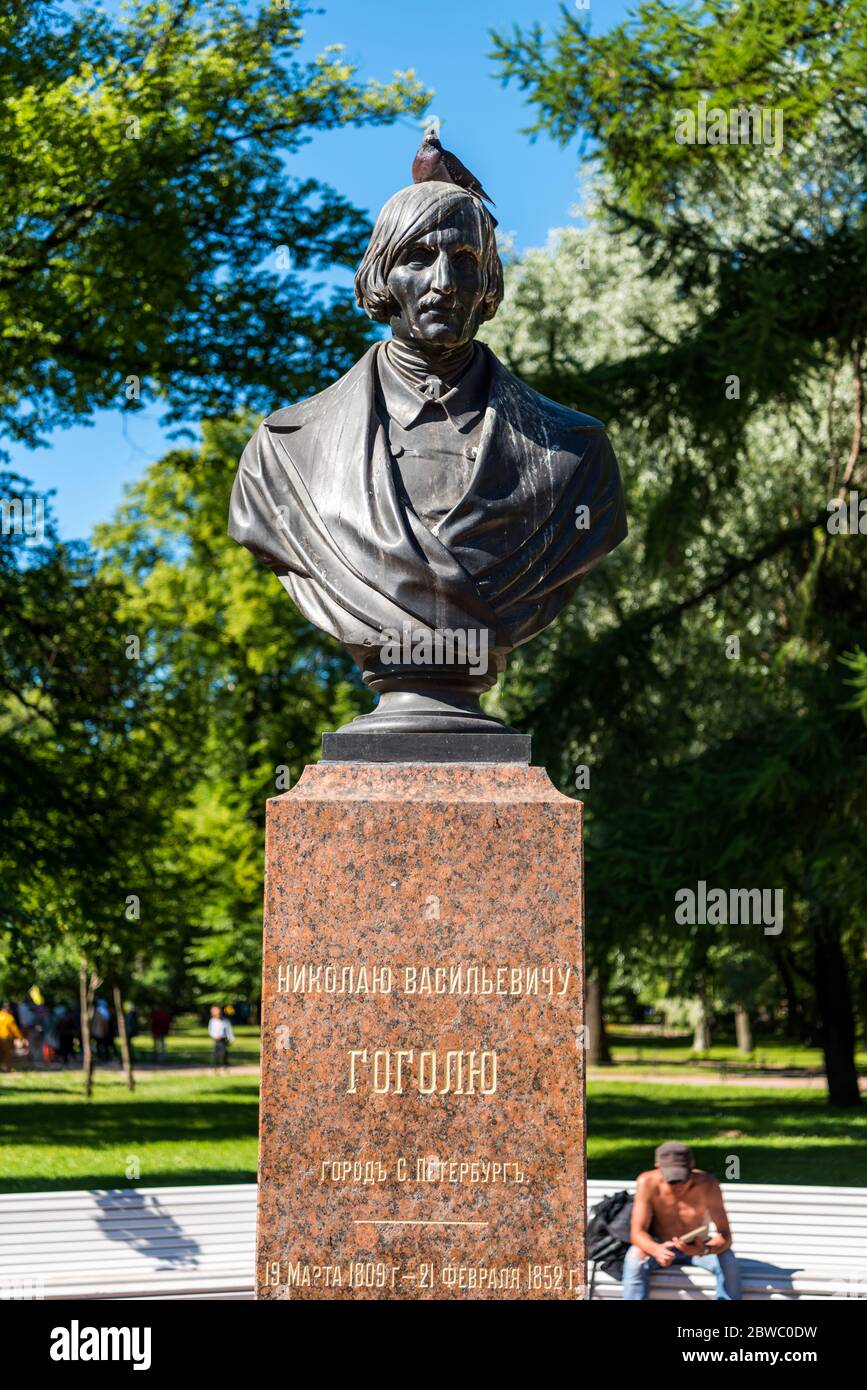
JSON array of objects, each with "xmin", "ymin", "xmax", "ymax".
[
  {"xmin": 79, "ymin": 964, "xmax": 96, "ymax": 1099},
  {"xmin": 692, "ymin": 994, "xmax": 712, "ymax": 1052},
  {"xmin": 770, "ymin": 944, "xmax": 813, "ymax": 1042},
  {"xmin": 586, "ymin": 971, "xmax": 613, "ymax": 1066},
  {"xmin": 811, "ymin": 900, "xmax": 862, "ymax": 1107},
  {"xmin": 859, "ymin": 969, "xmax": 867, "ymax": 1049},
  {"xmin": 734, "ymin": 1006, "xmax": 753, "ymax": 1054},
  {"xmin": 113, "ymin": 983, "xmax": 135, "ymax": 1092}
]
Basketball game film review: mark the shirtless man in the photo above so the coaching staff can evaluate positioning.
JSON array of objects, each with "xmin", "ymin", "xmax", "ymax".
[{"xmin": 622, "ymin": 1142, "xmax": 741, "ymax": 1300}]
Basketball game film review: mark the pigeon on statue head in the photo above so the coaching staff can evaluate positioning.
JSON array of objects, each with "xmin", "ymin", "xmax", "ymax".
[{"xmin": 412, "ymin": 125, "xmax": 497, "ymax": 220}]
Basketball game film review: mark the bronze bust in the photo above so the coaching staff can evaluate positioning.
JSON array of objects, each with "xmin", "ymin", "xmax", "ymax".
[{"xmin": 229, "ymin": 179, "xmax": 627, "ymax": 754}]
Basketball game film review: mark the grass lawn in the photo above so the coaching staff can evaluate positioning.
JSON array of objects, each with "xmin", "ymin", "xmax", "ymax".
[
  {"xmin": 0, "ymin": 1071, "xmax": 259, "ymax": 1192},
  {"xmin": 587, "ymin": 1081, "xmax": 867, "ymax": 1186},
  {"xmin": 134, "ymin": 1015, "xmax": 261, "ymax": 1067},
  {"xmin": 1, "ymin": 1070, "xmax": 864, "ymax": 1193},
  {"xmin": 604, "ymin": 1026, "xmax": 867, "ymax": 1076}
]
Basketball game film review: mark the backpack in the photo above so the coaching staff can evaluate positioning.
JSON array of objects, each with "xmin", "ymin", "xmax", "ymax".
[{"xmin": 586, "ymin": 1189, "xmax": 634, "ymax": 1291}]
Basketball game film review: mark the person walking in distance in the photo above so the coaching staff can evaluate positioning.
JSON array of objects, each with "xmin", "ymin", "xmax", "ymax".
[
  {"xmin": 150, "ymin": 1004, "xmax": 171, "ymax": 1058},
  {"xmin": 208, "ymin": 1006, "xmax": 234, "ymax": 1070},
  {"xmin": 0, "ymin": 1002, "xmax": 22, "ymax": 1072}
]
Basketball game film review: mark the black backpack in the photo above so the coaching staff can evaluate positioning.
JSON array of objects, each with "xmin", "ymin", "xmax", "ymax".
[{"xmin": 586, "ymin": 1189, "xmax": 634, "ymax": 1291}]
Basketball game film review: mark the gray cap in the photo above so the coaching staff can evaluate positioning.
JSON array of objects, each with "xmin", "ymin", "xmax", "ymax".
[{"xmin": 655, "ymin": 1141, "xmax": 694, "ymax": 1182}]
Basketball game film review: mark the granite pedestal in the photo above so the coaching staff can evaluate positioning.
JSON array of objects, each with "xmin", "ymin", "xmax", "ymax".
[{"xmin": 256, "ymin": 761, "xmax": 585, "ymax": 1300}]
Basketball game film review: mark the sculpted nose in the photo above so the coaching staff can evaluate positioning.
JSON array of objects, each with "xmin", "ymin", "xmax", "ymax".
[{"xmin": 431, "ymin": 249, "xmax": 456, "ymax": 294}]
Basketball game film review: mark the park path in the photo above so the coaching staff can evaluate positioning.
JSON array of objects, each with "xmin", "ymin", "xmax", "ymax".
[
  {"xmin": 6, "ymin": 1062, "xmax": 261, "ymax": 1079},
  {"xmin": 588, "ymin": 1068, "xmax": 866, "ymax": 1090},
  {"xmin": 10, "ymin": 1062, "xmax": 863, "ymax": 1090}
]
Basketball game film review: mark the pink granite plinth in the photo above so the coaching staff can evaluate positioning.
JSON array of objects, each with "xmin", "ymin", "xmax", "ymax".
[{"xmin": 256, "ymin": 761, "xmax": 585, "ymax": 1300}]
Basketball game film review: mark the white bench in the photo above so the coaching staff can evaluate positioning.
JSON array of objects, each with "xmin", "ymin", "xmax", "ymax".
[
  {"xmin": 0, "ymin": 1184, "xmax": 257, "ymax": 1300},
  {"xmin": 2, "ymin": 1180, "xmax": 864, "ymax": 1299},
  {"xmin": 587, "ymin": 1179, "xmax": 867, "ymax": 1300}
]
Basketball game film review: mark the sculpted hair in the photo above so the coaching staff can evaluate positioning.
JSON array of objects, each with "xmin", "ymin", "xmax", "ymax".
[{"xmin": 355, "ymin": 183, "xmax": 504, "ymax": 325}]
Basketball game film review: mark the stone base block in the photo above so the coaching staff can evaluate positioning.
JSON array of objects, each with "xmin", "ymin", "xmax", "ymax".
[{"xmin": 257, "ymin": 761, "xmax": 585, "ymax": 1300}]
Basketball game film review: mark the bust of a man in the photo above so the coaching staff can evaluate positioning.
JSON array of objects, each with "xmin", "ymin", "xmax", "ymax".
[{"xmin": 229, "ymin": 181, "xmax": 626, "ymax": 744}]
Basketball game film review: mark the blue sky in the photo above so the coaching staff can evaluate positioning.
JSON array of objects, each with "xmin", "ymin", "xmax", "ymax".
[{"xmin": 11, "ymin": 0, "xmax": 633, "ymax": 540}]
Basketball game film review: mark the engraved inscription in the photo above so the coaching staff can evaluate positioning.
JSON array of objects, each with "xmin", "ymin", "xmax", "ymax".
[
  {"xmin": 277, "ymin": 961, "xmax": 574, "ymax": 997},
  {"xmin": 346, "ymin": 1047, "xmax": 498, "ymax": 1095},
  {"xmin": 262, "ymin": 1258, "xmax": 585, "ymax": 1294}
]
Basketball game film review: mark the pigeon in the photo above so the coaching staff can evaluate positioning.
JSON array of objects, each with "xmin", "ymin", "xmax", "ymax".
[{"xmin": 412, "ymin": 125, "xmax": 496, "ymax": 209}]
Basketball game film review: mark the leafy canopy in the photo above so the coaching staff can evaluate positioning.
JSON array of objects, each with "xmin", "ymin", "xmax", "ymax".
[{"xmin": 0, "ymin": 0, "xmax": 428, "ymax": 449}]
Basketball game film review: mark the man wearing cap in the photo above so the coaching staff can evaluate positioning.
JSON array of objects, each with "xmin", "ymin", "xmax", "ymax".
[{"xmin": 622, "ymin": 1142, "xmax": 741, "ymax": 1300}]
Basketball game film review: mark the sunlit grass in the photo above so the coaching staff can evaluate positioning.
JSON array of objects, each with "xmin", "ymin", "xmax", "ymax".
[
  {"xmin": 601, "ymin": 1026, "xmax": 867, "ymax": 1076},
  {"xmin": 587, "ymin": 1081, "xmax": 866, "ymax": 1186},
  {"xmin": 1, "ymin": 1068, "xmax": 863, "ymax": 1193},
  {"xmin": 0, "ymin": 1070, "xmax": 259, "ymax": 1191}
]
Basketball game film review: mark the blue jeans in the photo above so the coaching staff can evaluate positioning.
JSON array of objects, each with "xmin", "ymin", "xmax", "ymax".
[{"xmin": 622, "ymin": 1246, "xmax": 741, "ymax": 1300}]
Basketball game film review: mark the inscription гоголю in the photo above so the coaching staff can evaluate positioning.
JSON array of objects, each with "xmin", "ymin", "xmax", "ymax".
[
  {"xmin": 346, "ymin": 1047, "xmax": 497, "ymax": 1095},
  {"xmin": 274, "ymin": 961, "xmax": 580, "ymax": 1101}
]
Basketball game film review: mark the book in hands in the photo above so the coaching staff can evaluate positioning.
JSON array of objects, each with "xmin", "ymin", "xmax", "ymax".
[{"xmin": 679, "ymin": 1223, "xmax": 710, "ymax": 1246}]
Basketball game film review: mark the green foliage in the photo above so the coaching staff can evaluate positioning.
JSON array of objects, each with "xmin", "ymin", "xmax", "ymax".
[
  {"xmin": 93, "ymin": 419, "xmax": 371, "ymax": 999},
  {"xmin": 0, "ymin": 0, "xmax": 428, "ymax": 448},
  {"xmin": 488, "ymin": 0, "xmax": 867, "ymax": 1102},
  {"xmin": 493, "ymin": 1, "xmax": 865, "ymax": 203},
  {"xmin": 843, "ymin": 647, "xmax": 867, "ymax": 720},
  {"xmin": 0, "ymin": 0, "xmax": 420, "ymax": 1003},
  {"xmin": 492, "ymin": 1, "xmax": 867, "ymax": 448},
  {"xmin": 0, "ymin": 475, "xmax": 178, "ymax": 980}
]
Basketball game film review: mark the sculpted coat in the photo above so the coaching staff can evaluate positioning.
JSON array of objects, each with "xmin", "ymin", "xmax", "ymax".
[{"xmin": 229, "ymin": 342, "xmax": 625, "ymax": 669}]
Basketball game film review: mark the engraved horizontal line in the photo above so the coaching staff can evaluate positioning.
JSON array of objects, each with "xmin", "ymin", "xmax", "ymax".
[{"xmin": 353, "ymin": 1219, "xmax": 489, "ymax": 1227}]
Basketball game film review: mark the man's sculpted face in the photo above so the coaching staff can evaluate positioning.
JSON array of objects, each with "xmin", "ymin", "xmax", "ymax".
[{"xmin": 387, "ymin": 208, "xmax": 487, "ymax": 351}]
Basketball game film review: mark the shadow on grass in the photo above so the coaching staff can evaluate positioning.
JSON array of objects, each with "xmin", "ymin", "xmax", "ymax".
[
  {"xmin": 0, "ymin": 1095, "xmax": 259, "ymax": 1149},
  {"xmin": 588, "ymin": 1087, "xmax": 867, "ymax": 1186}
]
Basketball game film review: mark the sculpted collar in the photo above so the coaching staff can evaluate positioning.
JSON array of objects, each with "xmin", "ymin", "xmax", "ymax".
[{"xmin": 378, "ymin": 340, "xmax": 488, "ymax": 433}]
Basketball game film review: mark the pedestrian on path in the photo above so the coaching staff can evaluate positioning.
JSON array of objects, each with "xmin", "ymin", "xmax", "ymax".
[
  {"xmin": 150, "ymin": 1004, "xmax": 171, "ymax": 1058},
  {"xmin": 208, "ymin": 1006, "xmax": 234, "ymax": 1070},
  {"xmin": 0, "ymin": 1001, "xmax": 22, "ymax": 1072}
]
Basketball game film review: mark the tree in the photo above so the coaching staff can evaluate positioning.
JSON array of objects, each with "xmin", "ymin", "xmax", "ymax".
[
  {"xmin": 94, "ymin": 419, "xmax": 371, "ymax": 1004},
  {"xmin": 0, "ymin": 0, "xmax": 430, "ymax": 1081},
  {"xmin": 489, "ymin": 0, "xmax": 867, "ymax": 1104},
  {"xmin": 0, "ymin": 0, "xmax": 427, "ymax": 449},
  {"xmin": 491, "ymin": 0, "xmax": 867, "ymax": 449},
  {"xmin": 480, "ymin": 85, "xmax": 867, "ymax": 1104},
  {"xmin": 0, "ymin": 473, "xmax": 183, "ymax": 1091}
]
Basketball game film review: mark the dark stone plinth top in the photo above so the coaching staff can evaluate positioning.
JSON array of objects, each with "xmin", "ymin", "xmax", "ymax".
[{"xmin": 322, "ymin": 729, "xmax": 530, "ymax": 764}]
